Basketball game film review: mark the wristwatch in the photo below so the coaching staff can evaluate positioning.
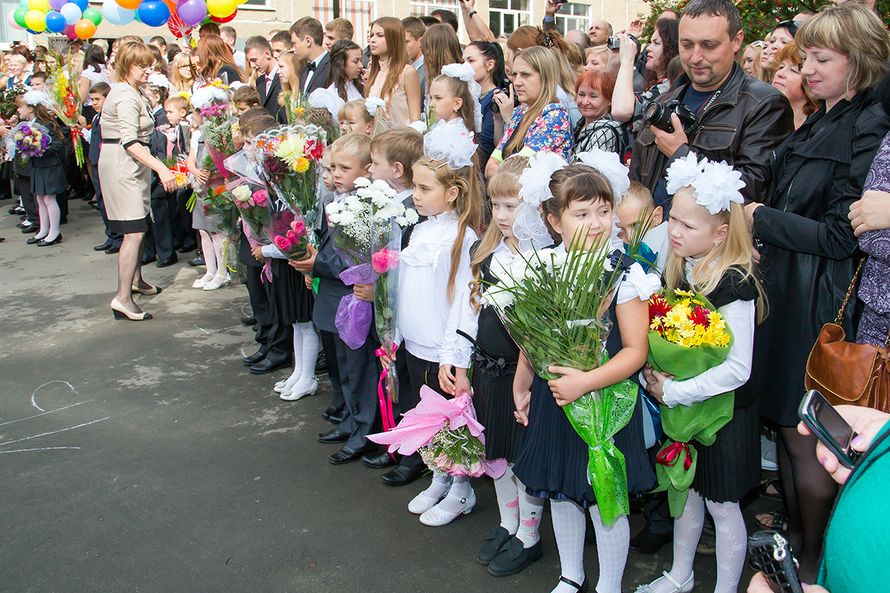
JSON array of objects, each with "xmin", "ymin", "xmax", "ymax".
[{"xmin": 467, "ymin": 10, "xmax": 478, "ymax": 17}]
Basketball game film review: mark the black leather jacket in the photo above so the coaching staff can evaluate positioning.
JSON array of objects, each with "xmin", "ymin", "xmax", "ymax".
[{"xmin": 630, "ymin": 63, "xmax": 793, "ymax": 203}]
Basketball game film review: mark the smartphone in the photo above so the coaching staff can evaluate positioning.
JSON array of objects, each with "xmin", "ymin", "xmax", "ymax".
[{"xmin": 798, "ymin": 390, "xmax": 861, "ymax": 469}]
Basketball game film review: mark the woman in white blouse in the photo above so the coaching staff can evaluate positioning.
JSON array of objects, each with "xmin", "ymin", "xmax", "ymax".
[{"xmin": 327, "ymin": 39, "xmax": 365, "ymax": 102}]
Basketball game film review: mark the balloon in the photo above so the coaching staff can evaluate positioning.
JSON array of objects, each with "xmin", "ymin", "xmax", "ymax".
[
  {"xmin": 81, "ymin": 5, "xmax": 100, "ymax": 24},
  {"xmin": 49, "ymin": 0, "xmax": 65, "ymax": 10},
  {"xmin": 59, "ymin": 2, "xmax": 80, "ymax": 23},
  {"xmin": 7, "ymin": 8, "xmax": 24, "ymax": 29},
  {"xmin": 176, "ymin": 0, "xmax": 204, "ymax": 25},
  {"xmin": 64, "ymin": 23, "xmax": 76, "ymax": 39},
  {"xmin": 102, "ymin": 0, "xmax": 133, "ymax": 24},
  {"xmin": 18, "ymin": 0, "xmax": 29, "ymax": 9},
  {"xmin": 68, "ymin": 0, "xmax": 87, "ymax": 11},
  {"xmin": 28, "ymin": 0, "xmax": 51, "ymax": 13},
  {"xmin": 74, "ymin": 17, "xmax": 95, "ymax": 38},
  {"xmin": 209, "ymin": 9, "xmax": 235, "ymax": 23},
  {"xmin": 23, "ymin": 8, "xmax": 45, "ymax": 30},
  {"xmin": 114, "ymin": 0, "xmax": 139, "ymax": 9},
  {"xmin": 45, "ymin": 9, "xmax": 65, "ymax": 31},
  {"xmin": 136, "ymin": 0, "xmax": 168, "ymax": 26},
  {"xmin": 13, "ymin": 6, "xmax": 27, "ymax": 26},
  {"xmin": 205, "ymin": 0, "xmax": 235, "ymax": 18}
]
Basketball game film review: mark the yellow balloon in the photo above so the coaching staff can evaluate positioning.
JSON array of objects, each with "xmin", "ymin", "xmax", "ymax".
[
  {"xmin": 206, "ymin": 0, "xmax": 235, "ymax": 18},
  {"xmin": 24, "ymin": 8, "xmax": 46, "ymax": 30},
  {"xmin": 28, "ymin": 0, "xmax": 50, "ymax": 12}
]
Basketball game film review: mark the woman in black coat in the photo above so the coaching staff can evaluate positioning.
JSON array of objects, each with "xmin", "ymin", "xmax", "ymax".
[{"xmin": 742, "ymin": 5, "xmax": 890, "ymax": 581}]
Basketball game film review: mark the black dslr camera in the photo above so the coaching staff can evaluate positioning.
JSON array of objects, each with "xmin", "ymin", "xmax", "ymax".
[{"xmin": 644, "ymin": 100, "xmax": 699, "ymax": 134}]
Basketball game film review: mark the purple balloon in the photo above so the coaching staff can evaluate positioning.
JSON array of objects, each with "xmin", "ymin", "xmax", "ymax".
[
  {"xmin": 49, "ymin": 0, "xmax": 66, "ymax": 10},
  {"xmin": 177, "ymin": 0, "xmax": 205, "ymax": 26}
]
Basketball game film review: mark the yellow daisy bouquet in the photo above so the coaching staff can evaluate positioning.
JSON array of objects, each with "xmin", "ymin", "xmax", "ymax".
[{"xmin": 647, "ymin": 288, "xmax": 735, "ymax": 516}]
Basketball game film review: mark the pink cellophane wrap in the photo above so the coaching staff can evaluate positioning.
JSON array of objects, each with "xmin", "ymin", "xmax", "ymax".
[{"xmin": 367, "ymin": 386, "xmax": 507, "ymax": 478}]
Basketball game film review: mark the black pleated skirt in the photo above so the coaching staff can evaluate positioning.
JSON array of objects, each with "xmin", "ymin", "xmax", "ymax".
[
  {"xmin": 271, "ymin": 259, "xmax": 314, "ymax": 325},
  {"xmin": 31, "ymin": 166, "xmax": 68, "ymax": 196},
  {"xmin": 692, "ymin": 402, "xmax": 761, "ymax": 503},
  {"xmin": 472, "ymin": 362, "xmax": 525, "ymax": 463},
  {"xmin": 513, "ymin": 375, "xmax": 655, "ymax": 507}
]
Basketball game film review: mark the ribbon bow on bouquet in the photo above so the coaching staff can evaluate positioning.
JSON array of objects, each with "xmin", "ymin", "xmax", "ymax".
[{"xmin": 368, "ymin": 386, "xmax": 507, "ymax": 478}]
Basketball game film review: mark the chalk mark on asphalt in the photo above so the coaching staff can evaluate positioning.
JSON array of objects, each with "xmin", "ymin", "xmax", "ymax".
[
  {"xmin": 0, "ymin": 446, "xmax": 83, "ymax": 454},
  {"xmin": 0, "ymin": 417, "xmax": 110, "ymax": 447},
  {"xmin": 0, "ymin": 401, "xmax": 90, "ymax": 427},
  {"xmin": 193, "ymin": 323, "xmax": 243, "ymax": 335},
  {"xmin": 30, "ymin": 380, "xmax": 81, "ymax": 412}
]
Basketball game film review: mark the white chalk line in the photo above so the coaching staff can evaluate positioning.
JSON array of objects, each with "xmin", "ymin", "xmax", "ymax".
[
  {"xmin": 193, "ymin": 323, "xmax": 244, "ymax": 335},
  {"xmin": 0, "ymin": 401, "xmax": 91, "ymax": 427},
  {"xmin": 30, "ymin": 380, "xmax": 80, "ymax": 413},
  {"xmin": 0, "ymin": 417, "xmax": 110, "ymax": 447},
  {"xmin": 0, "ymin": 446, "xmax": 82, "ymax": 454}
]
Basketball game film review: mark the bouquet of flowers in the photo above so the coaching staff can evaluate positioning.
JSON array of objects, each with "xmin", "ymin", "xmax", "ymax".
[
  {"xmin": 254, "ymin": 124, "xmax": 326, "ymax": 232},
  {"xmin": 482, "ymin": 230, "xmax": 638, "ymax": 525},
  {"xmin": 281, "ymin": 91, "xmax": 309, "ymax": 125},
  {"xmin": 164, "ymin": 157, "xmax": 190, "ymax": 189},
  {"xmin": 0, "ymin": 84, "xmax": 25, "ymax": 120},
  {"xmin": 202, "ymin": 182, "xmax": 241, "ymax": 240},
  {"xmin": 231, "ymin": 185, "xmax": 271, "ymax": 237},
  {"xmin": 267, "ymin": 209, "xmax": 311, "ymax": 260},
  {"xmin": 368, "ymin": 386, "xmax": 507, "ymax": 478},
  {"xmin": 647, "ymin": 288, "xmax": 734, "ymax": 516},
  {"xmin": 325, "ymin": 178, "xmax": 418, "ymax": 349},
  {"xmin": 371, "ymin": 219, "xmax": 404, "ymax": 431},
  {"xmin": 6, "ymin": 121, "xmax": 51, "ymax": 163},
  {"xmin": 49, "ymin": 62, "xmax": 84, "ymax": 167},
  {"xmin": 192, "ymin": 80, "xmax": 235, "ymax": 178}
]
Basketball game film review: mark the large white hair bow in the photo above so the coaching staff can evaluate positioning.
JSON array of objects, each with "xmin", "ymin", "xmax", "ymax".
[
  {"xmin": 423, "ymin": 118, "xmax": 477, "ymax": 169},
  {"xmin": 665, "ymin": 152, "xmax": 745, "ymax": 214},
  {"xmin": 575, "ymin": 149, "xmax": 630, "ymax": 203},
  {"xmin": 513, "ymin": 151, "xmax": 568, "ymax": 251}
]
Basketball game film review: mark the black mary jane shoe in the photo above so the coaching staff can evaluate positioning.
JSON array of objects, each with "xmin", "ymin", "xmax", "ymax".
[
  {"xmin": 554, "ymin": 576, "xmax": 588, "ymax": 593},
  {"xmin": 37, "ymin": 235, "xmax": 62, "ymax": 246},
  {"xmin": 26, "ymin": 236, "xmax": 44, "ymax": 245},
  {"xmin": 477, "ymin": 526, "xmax": 513, "ymax": 566}
]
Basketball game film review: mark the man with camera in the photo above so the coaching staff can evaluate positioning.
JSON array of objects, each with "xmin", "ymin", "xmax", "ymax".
[{"xmin": 630, "ymin": 0, "xmax": 793, "ymax": 210}]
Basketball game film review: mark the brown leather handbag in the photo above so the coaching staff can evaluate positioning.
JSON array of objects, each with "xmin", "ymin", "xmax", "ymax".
[{"xmin": 804, "ymin": 259, "xmax": 890, "ymax": 412}]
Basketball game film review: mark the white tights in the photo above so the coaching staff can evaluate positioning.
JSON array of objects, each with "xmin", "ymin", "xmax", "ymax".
[
  {"xmin": 492, "ymin": 464, "xmax": 544, "ymax": 547},
  {"xmin": 652, "ymin": 489, "xmax": 747, "ymax": 593},
  {"xmin": 34, "ymin": 194, "xmax": 60, "ymax": 241},
  {"xmin": 282, "ymin": 322, "xmax": 320, "ymax": 391},
  {"xmin": 549, "ymin": 499, "xmax": 629, "ymax": 593},
  {"xmin": 198, "ymin": 230, "xmax": 228, "ymax": 282}
]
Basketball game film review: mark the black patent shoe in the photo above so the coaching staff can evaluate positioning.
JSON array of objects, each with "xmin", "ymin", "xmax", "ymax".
[
  {"xmin": 477, "ymin": 526, "xmax": 512, "ymax": 566},
  {"xmin": 487, "ymin": 537, "xmax": 543, "ymax": 577}
]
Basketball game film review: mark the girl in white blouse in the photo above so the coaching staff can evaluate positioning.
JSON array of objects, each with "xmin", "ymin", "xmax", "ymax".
[
  {"xmin": 396, "ymin": 119, "xmax": 482, "ymax": 527},
  {"xmin": 637, "ymin": 155, "xmax": 765, "ymax": 593}
]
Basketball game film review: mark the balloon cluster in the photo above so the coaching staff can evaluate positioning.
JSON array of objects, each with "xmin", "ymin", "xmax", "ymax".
[{"xmin": 6, "ymin": 0, "xmax": 247, "ymax": 40}]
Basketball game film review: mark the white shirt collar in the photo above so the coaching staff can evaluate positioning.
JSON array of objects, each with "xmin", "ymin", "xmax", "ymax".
[
  {"xmin": 394, "ymin": 188, "xmax": 413, "ymax": 202},
  {"xmin": 427, "ymin": 210, "xmax": 458, "ymax": 223},
  {"xmin": 312, "ymin": 51, "xmax": 328, "ymax": 67}
]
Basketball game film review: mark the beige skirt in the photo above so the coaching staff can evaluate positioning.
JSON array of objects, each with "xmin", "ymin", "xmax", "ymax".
[{"xmin": 98, "ymin": 143, "xmax": 152, "ymax": 223}]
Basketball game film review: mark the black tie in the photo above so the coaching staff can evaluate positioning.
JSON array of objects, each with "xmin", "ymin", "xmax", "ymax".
[{"xmin": 306, "ymin": 62, "xmax": 316, "ymax": 72}]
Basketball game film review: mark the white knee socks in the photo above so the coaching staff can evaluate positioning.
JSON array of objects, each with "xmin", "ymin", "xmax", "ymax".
[
  {"xmin": 492, "ymin": 465, "xmax": 544, "ymax": 547},
  {"xmin": 210, "ymin": 232, "xmax": 228, "ymax": 280},
  {"xmin": 199, "ymin": 231, "xmax": 216, "ymax": 281},
  {"xmin": 493, "ymin": 464, "xmax": 520, "ymax": 534}
]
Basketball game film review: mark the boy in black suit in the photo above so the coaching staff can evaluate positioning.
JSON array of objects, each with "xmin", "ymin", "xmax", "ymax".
[
  {"xmin": 85, "ymin": 83, "xmax": 122, "ymax": 253},
  {"xmin": 290, "ymin": 17, "xmax": 332, "ymax": 94},
  {"xmin": 246, "ymin": 36, "xmax": 282, "ymax": 118}
]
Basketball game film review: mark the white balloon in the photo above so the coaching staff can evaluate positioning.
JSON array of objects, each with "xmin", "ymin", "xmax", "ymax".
[
  {"xmin": 101, "ymin": 0, "xmax": 133, "ymax": 25},
  {"xmin": 59, "ymin": 2, "xmax": 81, "ymax": 24}
]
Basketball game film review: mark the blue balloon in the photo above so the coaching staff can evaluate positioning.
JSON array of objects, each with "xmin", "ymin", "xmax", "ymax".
[
  {"xmin": 69, "ymin": 0, "xmax": 87, "ymax": 11},
  {"xmin": 137, "ymin": 1, "xmax": 169, "ymax": 26},
  {"xmin": 102, "ymin": 1, "xmax": 134, "ymax": 25},
  {"xmin": 45, "ymin": 9, "xmax": 65, "ymax": 32}
]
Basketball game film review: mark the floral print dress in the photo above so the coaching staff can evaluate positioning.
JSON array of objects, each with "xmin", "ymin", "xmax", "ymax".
[{"xmin": 491, "ymin": 102, "xmax": 573, "ymax": 162}]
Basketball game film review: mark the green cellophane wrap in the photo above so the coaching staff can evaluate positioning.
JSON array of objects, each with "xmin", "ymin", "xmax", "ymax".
[{"xmin": 647, "ymin": 293, "xmax": 735, "ymax": 516}]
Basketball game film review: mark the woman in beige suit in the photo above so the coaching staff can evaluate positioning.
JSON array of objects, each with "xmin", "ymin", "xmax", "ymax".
[{"xmin": 100, "ymin": 41, "xmax": 176, "ymax": 321}]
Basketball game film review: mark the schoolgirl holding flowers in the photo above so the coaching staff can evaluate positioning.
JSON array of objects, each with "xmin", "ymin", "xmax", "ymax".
[
  {"xmin": 635, "ymin": 154, "xmax": 764, "ymax": 593},
  {"xmin": 17, "ymin": 91, "xmax": 68, "ymax": 247},
  {"xmin": 390, "ymin": 118, "xmax": 481, "ymax": 526},
  {"xmin": 466, "ymin": 155, "xmax": 547, "ymax": 577},
  {"xmin": 510, "ymin": 151, "xmax": 660, "ymax": 593}
]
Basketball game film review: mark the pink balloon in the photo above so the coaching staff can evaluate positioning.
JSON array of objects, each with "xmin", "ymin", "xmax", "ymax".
[
  {"xmin": 7, "ymin": 8, "xmax": 24, "ymax": 30},
  {"xmin": 64, "ymin": 22, "xmax": 76, "ymax": 39}
]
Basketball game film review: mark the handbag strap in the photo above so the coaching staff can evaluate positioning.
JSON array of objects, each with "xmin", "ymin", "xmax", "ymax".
[{"xmin": 835, "ymin": 258, "xmax": 867, "ymax": 324}]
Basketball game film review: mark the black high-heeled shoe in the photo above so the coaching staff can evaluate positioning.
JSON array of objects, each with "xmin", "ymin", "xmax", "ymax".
[
  {"xmin": 37, "ymin": 234, "xmax": 62, "ymax": 247},
  {"xmin": 110, "ymin": 298, "xmax": 153, "ymax": 321}
]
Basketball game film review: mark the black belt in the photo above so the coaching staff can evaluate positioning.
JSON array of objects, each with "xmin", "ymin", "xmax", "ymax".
[
  {"xmin": 456, "ymin": 329, "xmax": 517, "ymax": 377},
  {"xmin": 102, "ymin": 138, "xmax": 148, "ymax": 146}
]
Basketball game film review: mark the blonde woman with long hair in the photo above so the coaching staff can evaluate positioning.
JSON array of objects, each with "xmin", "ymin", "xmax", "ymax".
[
  {"xmin": 485, "ymin": 47, "xmax": 572, "ymax": 177},
  {"xmin": 276, "ymin": 50, "xmax": 305, "ymax": 123}
]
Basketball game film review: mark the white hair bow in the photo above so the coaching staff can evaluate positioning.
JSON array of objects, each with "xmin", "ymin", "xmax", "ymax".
[
  {"xmin": 665, "ymin": 152, "xmax": 745, "ymax": 214},
  {"xmin": 423, "ymin": 118, "xmax": 477, "ymax": 169},
  {"xmin": 22, "ymin": 90, "xmax": 54, "ymax": 109},
  {"xmin": 575, "ymin": 149, "xmax": 630, "ymax": 203},
  {"xmin": 440, "ymin": 62, "xmax": 483, "ymax": 133}
]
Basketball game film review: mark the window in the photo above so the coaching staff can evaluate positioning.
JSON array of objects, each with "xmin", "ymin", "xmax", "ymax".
[
  {"xmin": 241, "ymin": 0, "xmax": 270, "ymax": 7},
  {"xmin": 409, "ymin": 0, "xmax": 460, "ymax": 17},
  {"xmin": 555, "ymin": 2, "xmax": 590, "ymax": 35},
  {"xmin": 488, "ymin": 0, "xmax": 530, "ymax": 37},
  {"xmin": 313, "ymin": 0, "xmax": 376, "ymax": 46}
]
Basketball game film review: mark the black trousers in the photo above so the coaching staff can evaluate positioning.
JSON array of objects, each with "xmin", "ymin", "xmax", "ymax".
[
  {"xmin": 173, "ymin": 188, "xmax": 196, "ymax": 250},
  {"xmin": 90, "ymin": 163, "xmax": 121, "ymax": 246},
  {"xmin": 320, "ymin": 329, "xmax": 344, "ymax": 411},
  {"xmin": 149, "ymin": 190, "xmax": 177, "ymax": 261},
  {"xmin": 397, "ymin": 350, "xmax": 442, "ymax": 470},
  {"xmin": 244, "ymin": 264, "xmax": 274, "ymax": 350},
  {"xmin": 334, "ymin": 334, "xmax": 382, "ymax": 450},
  {"xmin": 14, "ymin": 174, "xmax": 36, "ymax": 224}
]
